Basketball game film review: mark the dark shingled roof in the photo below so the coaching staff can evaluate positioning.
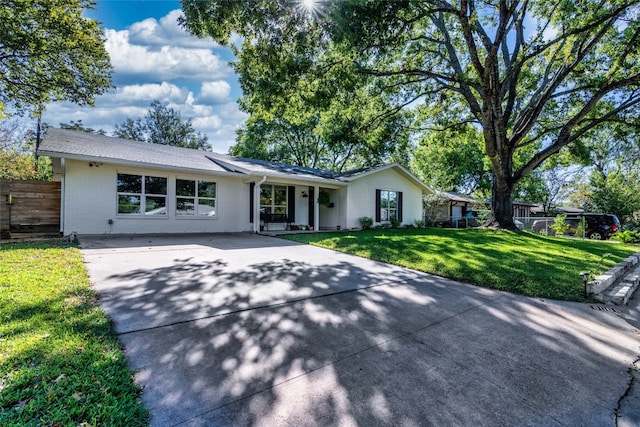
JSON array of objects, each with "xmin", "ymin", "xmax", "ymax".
[
  {"xmin": 40, "ymin": 129, "xmax": 431, "ymax": 191},
  {"xmin": 39, "ymin": 128, "xmax": 348, "ymax": 183},
  {"xmin": 40, "ymin": 128, "xmax": 232, "ymax": 174}
]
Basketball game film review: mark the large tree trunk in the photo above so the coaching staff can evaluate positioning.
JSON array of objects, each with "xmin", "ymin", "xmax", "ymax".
[{"xmin": 486, "ymin": 179, "xmax": 517, "ymax": 230}]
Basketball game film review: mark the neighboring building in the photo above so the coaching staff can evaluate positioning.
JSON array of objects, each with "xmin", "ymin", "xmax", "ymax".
[
  {"xmin": 431, "ymin": 191, "xmax": 536, "ymax": 227},
  {"xmin": 511, "ymin": 200, "xmax": 536, "ymax": 218},
  {"xmin": 38, "ymin": 129, "xmax": 432, "ymax": 236},
  {"xmin": 530, "ymin": 204, "xmax": 584, "ymax": 216}
]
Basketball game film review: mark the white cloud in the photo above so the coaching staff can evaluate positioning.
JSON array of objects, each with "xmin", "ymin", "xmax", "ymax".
[
  {"xmin": 105, "ymin": 29, "xmax": 231, "ymax": 82},
  {"xmin": 42, "ymin": 9, "xmax": 246, "ymax": 154},
  {"xmin": 199, "ymin": 81, "xmax": 232, "ymax": 103},
  {"xmin": 129, "ymin": 9, "xmax": 219, "ymax": 49},
  {"xmin": 43, "ymin": 91, "xmax": 247, "ymax": 153},
  {"xmin": 193, "ymin": 115, "xmax": 223, "ymax": 130},
  {"xmin": 114, "ymin": 82, "xmax": 190, "ymax": 104}
]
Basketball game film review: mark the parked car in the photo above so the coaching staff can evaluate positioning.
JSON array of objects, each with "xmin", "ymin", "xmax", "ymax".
[{"xmin": 532, "ymin": 214, "xmax": 621, "ymax": 240}]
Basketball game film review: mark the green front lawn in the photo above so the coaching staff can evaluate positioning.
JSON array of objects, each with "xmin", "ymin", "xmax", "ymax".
[
  {"xmin": 283, "ymin": 228, "xmax": 639, "ymax": 301},
  {"xmin": 0, "ymin": 240, "xmax": 147, "ymax": 426}
]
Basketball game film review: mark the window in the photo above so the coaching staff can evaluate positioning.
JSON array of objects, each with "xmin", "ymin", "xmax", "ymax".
[
  {"xmin": 260, "ymin": 184, "xmax": 287, "ymax": 214},
  {"xmin": 376, "ymin": 189, "xmax": 403, "ymax": 223},
  {"xmin": 176, "ymin": 179, "xmax": 217, "ymax": 217},
  {"xmin": 117, "ymin": 173, "xmax": 167, "ymax": 215},
  {"xmin": 380, "ymin": 190, "xmax": 398, "ymax": 221}
]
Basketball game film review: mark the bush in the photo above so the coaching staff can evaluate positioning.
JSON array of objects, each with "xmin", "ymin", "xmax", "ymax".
[
  {"xmin": 414, "ymin": 219, "xmax": 425, "ymax": 229},
  {"xmin": 622, "ymin": 219, "xmax": 640, "ymax": 232},
  {"xmin": 575, "ymin": 216, "xmax": 587, "ymax": 239},
  {"xmin": 550, "ymin": 214, "xmax": 570, "ymax": 236},
  {"xmin": 612, "ymin": 230, "xmax": 640, "ymax": 244},
  {"xmin": 390, "ymin": 217, "xmax": 401, "ymax": 228},
  {"xmin": 373, "ymin": 223, "xmax": 392, "ymax": 230},
  {"xmin": 358, "ymin": 216, "xmax": 373, "ymax": 230}
]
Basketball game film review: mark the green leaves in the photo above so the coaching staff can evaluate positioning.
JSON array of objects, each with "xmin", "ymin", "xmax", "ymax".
[
  {"xmin": 0, "ymin": 0, "xmax": 112, "ymax": 114},
  {"xmin": 113, "ymin": 100, "xmax": 211, "ymax": 150},
  {"xmin": 180, "ymin": 0, "xmax": 640, "ymax": 227}
]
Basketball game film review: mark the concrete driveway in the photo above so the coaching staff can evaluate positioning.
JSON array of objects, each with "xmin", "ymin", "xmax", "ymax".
[{"xmin": 80, "ymin": 233, "xmax": 640, "ymax": 426}]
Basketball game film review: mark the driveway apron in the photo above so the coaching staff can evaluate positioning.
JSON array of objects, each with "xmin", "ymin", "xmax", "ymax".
[{"xmin": 80, "ymin": 233, "xmax": 640, "ymax": 427}]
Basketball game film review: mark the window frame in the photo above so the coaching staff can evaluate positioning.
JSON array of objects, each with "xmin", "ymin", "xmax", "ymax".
[
  {"xmin": 380, "ymin": 190, "xmax": 398, "ymax": 222},
  {"xmin": 116, "ymin": 173, "xmax": 168, "ymax": 217},
  {"xmin": 376, "ymin": 188, "xmax": 403, "ymax": 223},
  {"xmin": 260, "ymin": 184, "xmax": 288, "ymax": 215},
  {"xmin": 175, "ymin": 178, "xmax": 217, "ymax": 218}
]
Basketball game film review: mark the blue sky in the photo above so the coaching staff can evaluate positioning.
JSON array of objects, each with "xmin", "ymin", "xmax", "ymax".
[{"xmin": 43, "ymin": 0, "xmax": 245, "ymax": 153}]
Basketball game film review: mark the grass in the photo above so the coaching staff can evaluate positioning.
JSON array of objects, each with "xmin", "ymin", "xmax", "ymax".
[
  {"xmin": 0, "ymin": 240, "xmax": 147, "ymax": 426},
  {"xmin": 282, "ymin": 228, "xmax": 639, "ymax": 301}
]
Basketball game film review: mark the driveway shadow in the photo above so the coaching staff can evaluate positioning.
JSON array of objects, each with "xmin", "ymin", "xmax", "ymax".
[{"xmin": 80, "ymin": 234, "xmax": 640, "ymax": 426}]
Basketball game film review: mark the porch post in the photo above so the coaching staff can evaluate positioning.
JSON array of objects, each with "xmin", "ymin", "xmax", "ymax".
[
  {"xmin": 314, "ymin": 185, "xmax": 320, "ymax": 231},
  {"xmin": 254, "ymin": 176, "xmax": 267, "ymax": 233}
]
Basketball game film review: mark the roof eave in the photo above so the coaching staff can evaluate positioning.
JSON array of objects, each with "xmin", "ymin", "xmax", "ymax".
[
  {"xmin": 39, "ymin": 151, "xmax": 246, "ymax": 178},
  {"xmin": 243, "ymin": 172, "xmax": 347, "ymax": 186}
]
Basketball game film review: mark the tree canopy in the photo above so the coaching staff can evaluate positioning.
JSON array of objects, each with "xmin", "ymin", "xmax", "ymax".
[
  {"xmin": 181, "ymin": 0, "xmax": 640, "ymax": 229},
  {"xmin": 113, "ymin": 100, "xmax": 211, "ymax": 150},
  {"xmin": 0, "ymin": 0, "xmax": 112, "ymax": 114},
  {"xmin": 0, "ymin": 120, "xmax": 51, "ymax": 180},
  {"xmin": 568, "ymin": 124, "xmax": 640, "ymax": 221},
  {"xmin": 412, "ymin": 124, "xmax": 491, "ymax": 194},
  {"xmin": 208, "ymin": 4, "xmax": 411, "ymax": 171}
]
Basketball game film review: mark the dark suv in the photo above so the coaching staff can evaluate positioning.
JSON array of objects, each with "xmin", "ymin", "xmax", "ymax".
[{"xmin": 532, "ymin": 213, "xmax": 621, "ymax": 240}]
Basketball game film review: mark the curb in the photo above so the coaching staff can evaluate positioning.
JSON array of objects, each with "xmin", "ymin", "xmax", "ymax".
[{"xmin": 588, "ymin": 252, "xmax": 640, "ymax": 305}]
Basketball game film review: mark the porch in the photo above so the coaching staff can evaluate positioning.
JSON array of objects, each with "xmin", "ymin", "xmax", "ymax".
[{"xmin": 251, "ymin": 180, "xmax": 344, "ymax": 233}]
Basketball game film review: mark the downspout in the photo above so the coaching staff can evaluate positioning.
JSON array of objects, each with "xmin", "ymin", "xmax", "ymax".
[
  {"xmin": 60, "ymin": 158, "xmax": 66, "ymax": 236},
  {"xmin": 253, "ymin": 176, "xmax": 267, "ymax": 233}
]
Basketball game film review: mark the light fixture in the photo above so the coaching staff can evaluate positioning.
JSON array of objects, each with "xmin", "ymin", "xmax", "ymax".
[
  {"xmin": 88, "ymin": 162, "xmax": 103, "ymax": 168},
  {"xmin": 301, "ymin": 191, "xmax": 308, "ymax": 198}
]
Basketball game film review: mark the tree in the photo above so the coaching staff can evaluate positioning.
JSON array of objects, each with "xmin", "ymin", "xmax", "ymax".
[
  {"xmin": 181, "ymin": 0, "xmax": 640, "ymax": 229},
  {"xmin": 412, "ymin": 124, "xmax": 491, "ymax": 194},
  {"xmin": 568, "ymin": 124, "xmax": 640, "ymax": 222},
  {"xmin": 589, "ymin": 170, "xmax": 640, "ymax": 222},
  {"xmin": 0, "ymin": 120, "xmax": 51, "ymax": 180},
  {"xmin": 222, "ymin": 11, "xmax": 411, "ymax": 171},
  {"xmin": 113, "ymin": 100, "xmax": 211, "ymax": 150},
  {"xmin": 0, "ymin": 0, "xmax": 112, "ymax": 114},
  {"xmin": 514, "ymin": 168, "xmax": 573, "ymax": 213},
  {"xmin": 60, "ymin": 120, "xmax": 106, "ymax": 135}
]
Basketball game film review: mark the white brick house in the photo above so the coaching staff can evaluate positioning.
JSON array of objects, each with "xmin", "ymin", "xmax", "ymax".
[{"xmin": 39, "ymin": 129, "xmax": 432, "ymax": 236}]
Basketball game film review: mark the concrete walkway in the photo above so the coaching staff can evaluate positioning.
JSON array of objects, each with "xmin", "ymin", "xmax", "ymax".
[{"xmin": 80, "ymin": 233, "xmax": 640, "ymax": 426}]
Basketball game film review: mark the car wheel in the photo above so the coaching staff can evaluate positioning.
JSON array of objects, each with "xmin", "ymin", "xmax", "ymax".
[{"xmin": 588, "ymin": 231, "xmax": 604, "ymax": 240}]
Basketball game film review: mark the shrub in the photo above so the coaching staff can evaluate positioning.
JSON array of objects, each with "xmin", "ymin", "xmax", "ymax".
[
  {"xmin": 414, "ymin": 219, "xmax": 425, "ymax": 229},
  {"xmin": 550, "ymin": 214, "xmax": 570, "ymax": 236},
  {"xmin": 622, "ymin": 219, "xmax": 640, "ymax": 232},
  {"xmin": 390, "ymin": 217, "xmax": 401, "ymax": 228},
  {"xmin": 575, "ymin": 216, "xmax": 587, "ymax": 239},
  {"xmin": 373, "ymin": 223, "xmax": 392, "ymax": 230},
  {"xmin": 612, "ymin": 230, "xmax": 640, "ymax": 244},
  {"xmin": 358, "ymin": 216, "xmax": 373, "ymax": 230}
]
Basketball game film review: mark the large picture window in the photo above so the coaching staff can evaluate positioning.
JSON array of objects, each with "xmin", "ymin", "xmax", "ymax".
[
  {"xmin": 260, "ymin": 184, "xmax": 287, "ymax": 214},
  {"xmin": 117, "ymin": 173, "xmax": 167, "ymax": 215},
  {"xmin": 176, "ymin": 179, "xmax": 217, "ymax": 217},
  {"xmin": 376, "ymin": 189, "xmax": 403, "ymax": 223}
]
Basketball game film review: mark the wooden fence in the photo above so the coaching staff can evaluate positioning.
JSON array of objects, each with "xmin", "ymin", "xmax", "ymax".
[{"xmin": 0, "ymin": 180, "xmax": 61, "ymax": 239}]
